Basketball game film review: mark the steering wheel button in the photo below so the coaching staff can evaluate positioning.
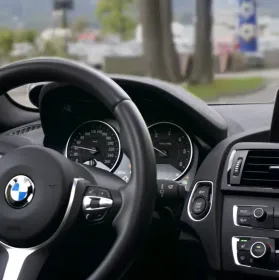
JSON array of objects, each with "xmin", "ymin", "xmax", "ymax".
[
  {"xmin": 90, "ymin": 198, "xmax": 100, "ymax": 208},
  {"xmin": 85, "ymin": 209, "xmax": 108, "ymax": 222},
  {"xmin": 98, "ymin": 189, "xmax": 111, "ymax": 199},
  {"xmin": 191, "ymin": 197, "xmax": 206, "ymax": 215},
  {"xmin": 85, "ymin": 187, "xmax": 99, "ymax": 196}
]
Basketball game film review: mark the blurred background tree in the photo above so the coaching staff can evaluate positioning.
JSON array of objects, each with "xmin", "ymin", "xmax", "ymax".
[
  {"xmin": 96, "ymin": 0, "xmax": 136, "ymax": 41},
  {"xmin": 13, "ymin": 29, "xmax": 37, "ymax": 44},
  {"xmin": 0, "ymin": 28, "xmax": 14, "ymax": 56},
  {"xmin": 72, "ymin": 17, "xmax": 89, "ymax": 34},
  {"xmin": 139, "ymin": 0, "xmax": 213, "ymax": 84},
  {"xmin": 39, "ymin": 39, "xmax": 72, "ymax": 58},
  {"xmin": 138, "ymin": 0, "xmax": 182, "ymax": 83},
  {"xmin": 189, "ymin": 0, "xmax": 213, "ymax": 84},
  {"xmin": 160, "ymin": 0, "xmax": 182, "ymax": 82}
]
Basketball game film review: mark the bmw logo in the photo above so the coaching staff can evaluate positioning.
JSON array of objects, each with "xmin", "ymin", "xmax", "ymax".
[{"xmin": 5, "ymin": 175, "xmax": 35, "ymax": 208}]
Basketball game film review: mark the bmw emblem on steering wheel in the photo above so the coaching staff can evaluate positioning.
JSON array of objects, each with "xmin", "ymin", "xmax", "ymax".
[{"xmin": 5, "ymin": 175, "xmax": 35, "ymax": 208}]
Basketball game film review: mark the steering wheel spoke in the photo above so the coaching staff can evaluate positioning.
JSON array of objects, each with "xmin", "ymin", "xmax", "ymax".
[
  {"xmin": 0, "ymin": 246, "xmax": 48, "ymax": 280},
  {"xmin": 0, "ymin": 176, "xmax": 87, "ymax": 280}
]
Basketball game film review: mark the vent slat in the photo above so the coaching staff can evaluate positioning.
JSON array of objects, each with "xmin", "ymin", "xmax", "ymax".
[
  {"xmin": 240, "ymin": 150, "xmax": 279, "ymax": 187},
  {"xmin": 249, "ymin": 156, "xmax": 279, "ymax": 159},
  {"xmin": 242, "ymin": 178, "xmax": 279, "ymax": 182},
  {"xmin": 243, "ymin": 171, "xmax": 269, "ymax": 174},
  {"xmin": 6, "ymin": 124, "xmax": 41, "ymax": 136},
  {"xmin": 247, "ymin": 163, "xmax": 273, "ymax": 166}
]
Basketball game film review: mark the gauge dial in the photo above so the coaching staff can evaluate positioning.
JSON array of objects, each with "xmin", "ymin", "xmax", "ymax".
[
  {"xmin": 148, "ymin": 122, "xmax": 193, "ymax": 180},
  {"xmin": 65, "ymin": 120, "xmax": 121, "ymax": 171}
]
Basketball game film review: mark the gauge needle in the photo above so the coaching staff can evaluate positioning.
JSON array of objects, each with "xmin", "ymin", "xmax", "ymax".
[
  {"xmin": 73, "ymin": 146, "xmax": 99, "ymax": 154},
  {"xmin": 153, "ymin": 147, "xmax": 167, "ymax": 157}
]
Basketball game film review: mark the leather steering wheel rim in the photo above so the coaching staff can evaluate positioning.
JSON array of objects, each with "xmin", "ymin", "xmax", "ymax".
[{"xmin": 0, "ymin": 57, "xmax": 157, "ymax": 280}]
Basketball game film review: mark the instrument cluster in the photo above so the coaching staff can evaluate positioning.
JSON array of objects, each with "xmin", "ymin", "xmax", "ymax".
[{"xmin": 65, "ymin": 120, "xmax": 194, "ymax": 182}]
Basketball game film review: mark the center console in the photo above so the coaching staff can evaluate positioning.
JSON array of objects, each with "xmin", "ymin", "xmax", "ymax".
[
  {"xmin": 221, "ymin": 142, "xmax": 279, "ymax": 277},
  {"xmin": 232, "ymin": 236, "xmax": 275, "ymax": 269}
]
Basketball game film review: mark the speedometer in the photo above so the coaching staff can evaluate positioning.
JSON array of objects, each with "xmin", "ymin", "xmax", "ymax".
[
  {"xmin": 65, "ymin": 120, "xmax": 121, "ymax": 171},
  {"xmin": 148, "ymin": 122, "xmax": 193, "ymax": 180}
]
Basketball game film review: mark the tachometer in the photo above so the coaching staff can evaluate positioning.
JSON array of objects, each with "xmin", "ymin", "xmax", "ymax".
[
  {"xmin": 148, "ymin": 122, "xmax": 193, "ymax": 180},
  {"xmin": 65, "ymin": 120, "xmax": 121, "ymax": 171}
]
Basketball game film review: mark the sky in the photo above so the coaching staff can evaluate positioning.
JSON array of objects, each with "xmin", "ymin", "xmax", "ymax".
[{"xmin": 213, "ymin": 0, "xmax": 279, "ymax": 10}]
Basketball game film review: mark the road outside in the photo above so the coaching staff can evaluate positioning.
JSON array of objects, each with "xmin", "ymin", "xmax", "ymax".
[{"xmin": 213, "ymin": 69, "xmax": 279, "ymax": 103}]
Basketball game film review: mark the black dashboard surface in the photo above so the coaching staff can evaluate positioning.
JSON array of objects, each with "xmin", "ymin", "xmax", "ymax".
[
  {"xmin": 213, "ymin": 103, "xmax": 273, "ymax": 137},
  {"xmin": 37, "ymin": 81, "xmax": 203, "ymax": 188}
]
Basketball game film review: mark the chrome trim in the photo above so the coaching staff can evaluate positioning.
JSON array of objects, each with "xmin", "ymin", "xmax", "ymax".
[
  {"xmin": 227, "ymin": 150, "xmax": 236, "ymax": 172},
  {"xmin": 2, "ymin": 247, "xmax": 35, "ymax": 280},
  {"xmin": 64, "ymin": 120, "xmax": 121, "ymax": 172},
  {"xmin": 82, "ymin": 195, "xmax": 113, "ymax": 211},
  {"xmin": 0, "ymin": 177, "xmax": 83, "ymax": 280},
  {"xmin": 148, "ymin": 122, "xmax": 193, "ymax": 181},
  {"xmin": 253, "ymin": 208, "xmax": 264, "ymax": 219},
  {"xmin": 233, "ymin": 205, "xmax": 268, "ymax": 228},
  {"xmin": 250, "ymin": 242, "xmax": 266, "ymax": 259},
  {"xmin": 187, "ymin": 181, "xmax": 213, "ymax": 222},
  {"xmin": 232, "ymin": 237, "xmax": 247, "ymax": 267}
]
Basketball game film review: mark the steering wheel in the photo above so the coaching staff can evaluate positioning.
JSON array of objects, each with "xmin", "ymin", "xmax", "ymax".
[{"xmin": 0, "ymin": 58, "xmax": 157, "ymax": 280}]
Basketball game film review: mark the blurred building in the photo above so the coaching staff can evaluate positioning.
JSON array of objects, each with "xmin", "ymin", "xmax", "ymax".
[{"xmin": 39, "ymin": 28, "xmax": 72, "ymax": 41}]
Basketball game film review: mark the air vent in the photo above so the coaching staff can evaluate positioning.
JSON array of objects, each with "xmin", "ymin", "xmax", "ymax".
[
  {"xmin": 6, "ymin": 123, "xmax": 41, "ymax": 136},
  {"xmin": 241, "ymin": 150, "xmax": 279, "ymax": 187}
]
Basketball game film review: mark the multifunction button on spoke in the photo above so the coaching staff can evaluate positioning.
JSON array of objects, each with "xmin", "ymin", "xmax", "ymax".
[{"xmin": 82, "ymin": 186, "xmax": 113, "ymax": 222}]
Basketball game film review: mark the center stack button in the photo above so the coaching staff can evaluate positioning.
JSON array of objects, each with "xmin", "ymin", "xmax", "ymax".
[{"xmin": 237, "ymin": 206, "xmax": 252, "ymax": 226}]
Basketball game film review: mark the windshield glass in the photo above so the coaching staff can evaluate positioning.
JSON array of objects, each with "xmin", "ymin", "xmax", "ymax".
[{"xmin": 3, "ymin": 0, "xmax": 277, "ymax": 106}]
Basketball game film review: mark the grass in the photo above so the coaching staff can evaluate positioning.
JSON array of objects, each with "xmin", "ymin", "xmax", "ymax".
[{"xmin": 184, "ymin": 77, "xmax": 265, "ymax": 100}]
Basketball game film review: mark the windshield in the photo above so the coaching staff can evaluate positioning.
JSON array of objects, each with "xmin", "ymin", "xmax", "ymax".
[{"xmin": 4, "ymin": 0, "xmax": 278, "ymax": 107}]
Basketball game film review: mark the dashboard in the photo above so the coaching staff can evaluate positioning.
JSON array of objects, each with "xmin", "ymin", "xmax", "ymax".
[
  {"xmin": 35, "ymin": 81, "xmax": 202, "ymax": 189},
  {"xmin": 5, "ymin": 74, "xmax": 278, "ymax": 279}
]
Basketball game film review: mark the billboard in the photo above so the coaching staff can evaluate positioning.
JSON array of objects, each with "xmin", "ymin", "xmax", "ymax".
[
  {"xmin": 53, "ymin": 0, "xmax": 73, "ymax": 10},
  {"xmin": 238, "ymin": 0, "xmax": 258, "ymax": 53}
]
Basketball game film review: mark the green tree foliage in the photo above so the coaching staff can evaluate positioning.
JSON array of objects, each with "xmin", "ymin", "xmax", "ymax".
[
  {"xmin": 0, "ymin": 28, "xmax": 38, "ymax": 58},
  {"xmin": 96, "ymin": 0, "xmax": 136, "ymax": 41},
  {"xmin": 41, "ymin": 39, "xmax": 68, "ymax": 57},
  {"xmin": 13, "ymin": 29, "xmax": 38, "ymax": 44},
  {"xmin": 0, "ymin": 28, "xmax": 14, "ymax": 55},
  {"xmin": 73, "ymin": 17, "xmax": 89, "ymax": 34}
]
